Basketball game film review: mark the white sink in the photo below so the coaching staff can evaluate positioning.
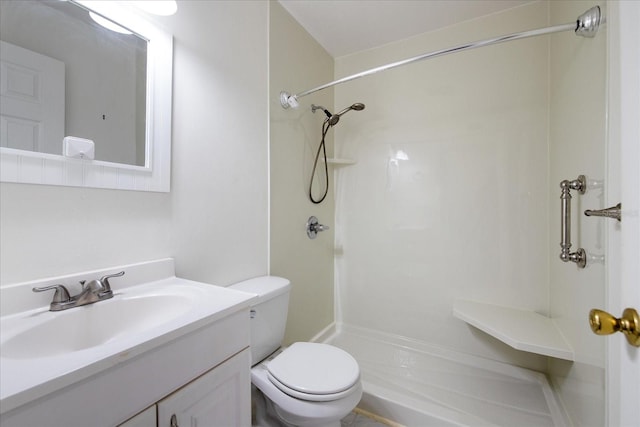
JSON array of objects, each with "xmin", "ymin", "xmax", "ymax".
[
  {"xmin": 2, "ymin": 292, "xmax": 193, "ymax": 359},
  {"xmin": 0, "ymin": 270, "xmax": 256, "ymax": 414}
]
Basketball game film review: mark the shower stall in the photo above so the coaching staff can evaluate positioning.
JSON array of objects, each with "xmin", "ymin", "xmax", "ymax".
[{"xmin": 270, "ymin": 1, "xmax": 615, "ymax": 425}]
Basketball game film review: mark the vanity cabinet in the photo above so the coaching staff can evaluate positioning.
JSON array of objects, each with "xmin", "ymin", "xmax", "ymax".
[
  {"xmin": 119, "ymin": 348, "xmax": 251, "ymax": 427},
  {"xmin": 119, "ymin": 406, "xmax": 156, "ymax": 427},
  {"xmin": 1, "ymin": 305, "xmax": 253, "ymax": 427}
]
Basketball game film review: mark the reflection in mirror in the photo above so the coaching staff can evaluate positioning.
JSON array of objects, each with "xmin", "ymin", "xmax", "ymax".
[{"xmin": 1, "ymin": 0, "xmax": 147, "ymax": 166}]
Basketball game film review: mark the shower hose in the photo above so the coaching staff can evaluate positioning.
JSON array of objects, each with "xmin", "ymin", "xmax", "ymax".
[{"xmin": 309, "ymin": 119, "xmax": 332, "ymax": 204}]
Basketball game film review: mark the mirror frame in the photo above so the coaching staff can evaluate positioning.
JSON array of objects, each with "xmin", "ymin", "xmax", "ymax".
[{"xmin": 0, "ymin": 1, "xmax": 172, "ymax": 192}]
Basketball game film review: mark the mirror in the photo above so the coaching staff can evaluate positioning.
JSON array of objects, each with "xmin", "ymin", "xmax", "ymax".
[
  {"xmin": 1, "ymin": 0, "xmax": 147, "ymax": 166},
  {"xmin": 0, "ymin": 0, "xmax": 172, "ymax": 192}
]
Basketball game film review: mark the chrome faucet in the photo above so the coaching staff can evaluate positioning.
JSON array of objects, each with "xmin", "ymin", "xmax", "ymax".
[{"xmin": 33, "ymin": 271, "xmax": 124, "ymax": 311}]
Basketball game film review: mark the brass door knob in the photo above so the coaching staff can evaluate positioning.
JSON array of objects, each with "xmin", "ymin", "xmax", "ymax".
[{"xmin": 589, "ymin": 308, "xmax": 640, "ymax": 347}]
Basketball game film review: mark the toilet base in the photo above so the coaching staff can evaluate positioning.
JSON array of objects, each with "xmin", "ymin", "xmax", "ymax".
[
  {"xmin": 252, "ymin": 385, "xmax": 284, "ymax": 427},
  {"xmin": 251, "ymin": 383, "xmax": 356, "ymax": 427}
]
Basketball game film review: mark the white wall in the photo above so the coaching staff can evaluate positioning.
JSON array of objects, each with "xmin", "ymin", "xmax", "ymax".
[
  {"xmin": 0, "ymin": 1, "xmax": 269, "ymax": 289},
  {"xmin": 269, "ymin": 2, "xmax": 336, "ymax": 344},
  {"xmin": 333, "ymin": 1, "xmax": 550, "ymax": 371},
  {"xmin": 165, "ymin": 1, "xmax": 269, "ymax": 286}
]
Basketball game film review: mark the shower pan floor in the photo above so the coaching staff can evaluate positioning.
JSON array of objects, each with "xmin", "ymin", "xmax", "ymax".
[{"xmin": 325, "ymin": 325, "xmax": 567, "ymax": 427}]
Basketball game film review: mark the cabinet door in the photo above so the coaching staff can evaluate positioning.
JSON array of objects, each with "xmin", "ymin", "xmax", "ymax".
[
  {"xmin": 157, "ymin": 348, "xmax": 251, "ymax": 427},
  {"xmin": 118, "ymin": 406, "xmax": 156, "ymax": 427}
]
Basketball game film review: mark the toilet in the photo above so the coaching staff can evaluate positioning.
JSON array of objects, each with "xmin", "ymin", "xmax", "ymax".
[{"xmin": 229, "ymin": 276, "xmax": 362, "ymax": 427}]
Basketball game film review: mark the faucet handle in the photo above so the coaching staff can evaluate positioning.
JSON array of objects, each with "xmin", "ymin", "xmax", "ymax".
[
  {"xmin": 99, "ymin": 271, "xmax": 125, "ymax": 294},
  {"xmin": 32, "ymin": 284, "xmax": 72, "ymax": 303}
]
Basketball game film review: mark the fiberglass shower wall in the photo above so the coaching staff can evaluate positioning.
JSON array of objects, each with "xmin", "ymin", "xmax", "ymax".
[
  {"xmin": 547, "ymin": 1, "xmax": 606, "ymax": 425},
  {"xmin": 334, "ymin": 4, "xmax": 606, "ymax": 419},
  {"xmin": 334, "ymin": 1, "xmax": 550, "ymax": 371}
]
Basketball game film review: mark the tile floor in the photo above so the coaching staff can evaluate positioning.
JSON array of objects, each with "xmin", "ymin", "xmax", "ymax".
[{"xmin": 341, "ymin": 410, "xmax": 395, "ymax": 427}]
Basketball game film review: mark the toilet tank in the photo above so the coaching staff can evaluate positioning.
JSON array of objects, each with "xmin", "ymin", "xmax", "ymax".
[{"xmin": 228, "ymin": 276, "xmax": 291, "ymax": 365}]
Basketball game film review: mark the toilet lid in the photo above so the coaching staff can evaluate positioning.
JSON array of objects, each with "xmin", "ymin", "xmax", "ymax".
[{"xmin": 266, "ymin": 342, "xmax": 360, "ymax": 395}]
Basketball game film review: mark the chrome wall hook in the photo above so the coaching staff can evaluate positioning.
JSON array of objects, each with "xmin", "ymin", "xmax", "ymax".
[{"xmin": 585, "ymin": 203, "xmax": 622, "ymax": 221}]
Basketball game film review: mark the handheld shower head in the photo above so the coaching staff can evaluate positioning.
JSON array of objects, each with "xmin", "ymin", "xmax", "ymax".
[
  {"xmin": 335, "ymin": 103, "xmax": 366, "ymax": 116},
  {"xmin": 328, "ymin": 115, "xmax": 341, "ymax": 126},
  {"xmin": 308, "ymin": 101, "xmax": 365, "ymax": 204},
  {"xmin": 329, "ymin": 102, "xmax": 366, "ymax": 126}
]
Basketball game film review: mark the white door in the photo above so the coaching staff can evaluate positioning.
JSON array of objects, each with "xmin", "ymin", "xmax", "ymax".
[
  {"xmin": 0, "ymin": 40, "xmax": 64, "ymax": 154},
  {"xmin": 606, "ymin": 2, "xmax": 640, "ymax": 426}
]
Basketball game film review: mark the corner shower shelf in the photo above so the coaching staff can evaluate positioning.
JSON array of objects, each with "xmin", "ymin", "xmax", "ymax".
[
  {"xmin": 325, "ymin": 158, "xmax": 356, "ymax": 167},
  {"xmin": 453, "ymin": 300, "xmax": 574, "ymax": 361}
]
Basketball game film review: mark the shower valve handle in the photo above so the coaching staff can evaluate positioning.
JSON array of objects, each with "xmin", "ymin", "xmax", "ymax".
[
  {"xmin": 315, "ymin": 223, "xmax": 330, "ymax": 232},
  {"xmin": 306, "ymin": 216, "xmax": 329, "ymax": 239}
]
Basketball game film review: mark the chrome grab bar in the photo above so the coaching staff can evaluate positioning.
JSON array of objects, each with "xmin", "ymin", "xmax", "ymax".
[{"xmin": 559, "ymin": 175, "xmax": 587, "ymax": 268}]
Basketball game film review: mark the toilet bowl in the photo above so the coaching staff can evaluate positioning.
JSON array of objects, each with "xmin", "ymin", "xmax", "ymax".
[
  {"xmin": 253, "ymin": 342, "xmax": 362, "ymax": 427},
  {"xmin": 229, "ymin": 277, "xmax": 362, "ymax": 427}
]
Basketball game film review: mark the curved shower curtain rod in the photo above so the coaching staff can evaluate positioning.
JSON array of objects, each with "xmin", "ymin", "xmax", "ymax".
[{"xmin": 280, "ymin": 5, "xmax": 602, "ymax": 109}]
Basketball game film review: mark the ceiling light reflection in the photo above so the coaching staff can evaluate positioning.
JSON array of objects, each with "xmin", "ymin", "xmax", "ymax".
[
  {"xmin": 89, "ymin": 11, "xmax": 132, "ymax": 34},
  {"xmin": 130, "ymin": 1, "xmax": 178, "ymax": 16}
]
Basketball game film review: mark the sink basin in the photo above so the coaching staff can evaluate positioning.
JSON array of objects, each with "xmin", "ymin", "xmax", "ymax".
[{"xmin": 2, "ymin": 293, "xmax": 192, "ymax": 359}]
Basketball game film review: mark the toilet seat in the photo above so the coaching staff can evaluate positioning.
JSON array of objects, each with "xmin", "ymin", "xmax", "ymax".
[
  {"xmin": 266, "ymin": 342, "xmax": 360, "ymax": 402},
  {"xmin": 267, "ymin": 372, "xmax": 358, "ymax": 402}
]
